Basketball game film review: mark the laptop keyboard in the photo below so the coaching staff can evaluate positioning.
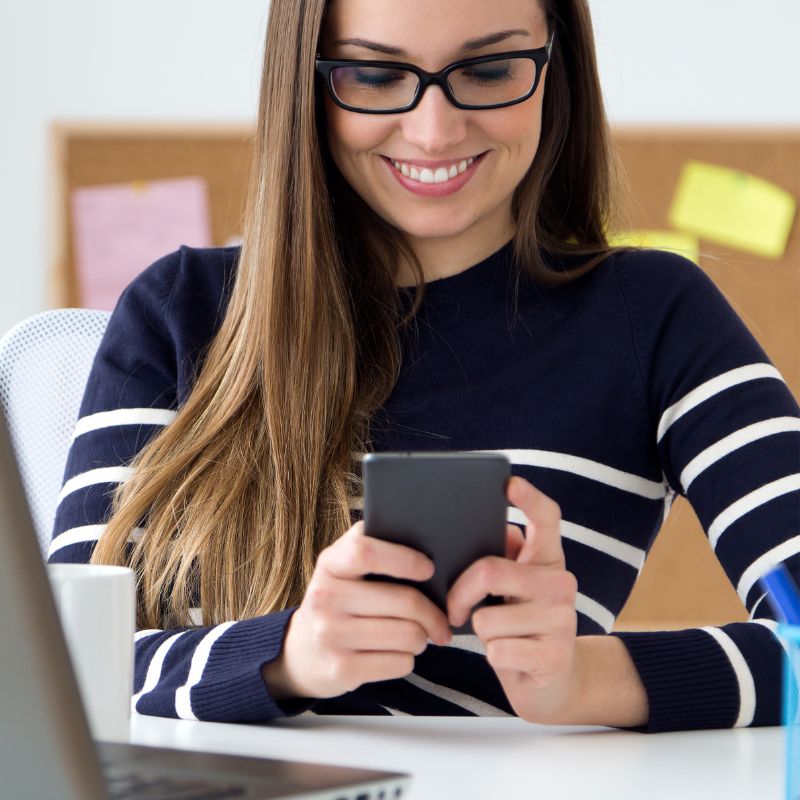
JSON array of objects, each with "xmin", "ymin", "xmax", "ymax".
[{"xmin": 106, "ymin": 769, "xmax": 247, "ymax": 799}]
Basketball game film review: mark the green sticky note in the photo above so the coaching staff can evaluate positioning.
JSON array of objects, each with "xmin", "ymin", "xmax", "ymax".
[
  {"xmin": 668, "ymin": 160, "xmax": 797, "ymax": 259},
  {"xmin": 608, "ymin": 229, "xmax": 700, "ymax": 264}
]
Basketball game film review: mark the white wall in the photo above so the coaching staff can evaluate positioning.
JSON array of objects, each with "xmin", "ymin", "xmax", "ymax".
[
  {"xmin": 589, "ymin": 0, "xmax": 800, "ymax": 126},
  {"xmin": 1, "ymin": 0, "xmax": 798, "ymax": 336}
]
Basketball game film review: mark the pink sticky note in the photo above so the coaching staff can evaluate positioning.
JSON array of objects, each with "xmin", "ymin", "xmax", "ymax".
[{"xmin": 71, "ymin": 176, "xmax": 212, "ymax": 310}]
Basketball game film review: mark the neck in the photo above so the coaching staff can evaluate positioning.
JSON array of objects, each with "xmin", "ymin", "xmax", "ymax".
[{"xmin": 394, "ymin": 211, "xmax": 515, "ymax": 288}]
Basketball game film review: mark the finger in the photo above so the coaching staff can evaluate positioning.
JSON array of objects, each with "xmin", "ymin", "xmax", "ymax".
[
  {"xmin": 471, "ymin": 601, "xmax": 576, "ymax": 641},
  {"xmin": 330, "ymin": 651, "xmax": 416, "ymax": 693},
  {"xmin": 319, "ymin": 521, "xmax": 435, "ymax": 582},
  {"xmin": 448, "ymin": 561, "xmax": 576, "ymax": 627},
  {"xmin": 485, "ymin": 637, "xmax": 574, "ymax": 678},
  {"xmin": 332, "ymin": 578, "xmax": 451, "ymax": 644},
  {"xmin": 506, "ymin": 477, "xmax": 564, "ymax": 568},
  {"xmin": 331, "ymin": 617, "xmax": 430, "ymax": 655},
  {"xmin": 505, "ymin": 524, "xmax": 525, "ymax": 561}
]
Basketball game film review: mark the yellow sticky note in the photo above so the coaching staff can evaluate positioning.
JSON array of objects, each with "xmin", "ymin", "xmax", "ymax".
[
  {"xmin": 608, "ymin": 229, "xmax": 700, "ymax": 264},
  {"xmin": 668, "ymin": 160, "xmax": 797, "ymax": 259}
]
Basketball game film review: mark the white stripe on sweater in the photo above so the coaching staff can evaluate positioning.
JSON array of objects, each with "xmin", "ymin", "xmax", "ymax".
[
  {"xmin": 708, "ymin": 475, "xmax": 800, "ymax": 549},
  {"xmin": 680, "ymin": 417, "xmax": 800, "ymax": 491},
  {"xmin": 736, "ymin": 535, "xmax": 800, "ymax": 606},
  {"xmin": 445, "ymin": 634, "xmax": 486, "ymax": 655},
  {"xmin": 657, "ymin": 364, "xmax": 784, "ymax": 444},
  {"xmin": 700, "ymin": 626, "xmax": 755, "ymax": 728},
  {"xmin": 71, "ymin": 408, "xmax": 177, "ymax": 442},
  {"xmin": 404, "ymin": 672, "xmax": 512, "ymax": 716},
  {"xmin": 135, "ymin": 629, "xmax": 162, "ymax": 643},
  {"xmin": 131, "ymin": 630, "xmax": 189, "ymax": 714},
  {"xmin": 749, "ymin": 593, "xmax": 769, "ymax": 620},
  {"xmin": 57, "ymin": 466, "xmax": 134, "ymax": 504},
  {"xmin": 381, "ymin": 705, "xmax": 412, "ymax": 716},
  {"xmin": 48, "ymin": 525, "xmax": 144, "ymax": 558},
  {"xmin": 480, "ymin": 448, "xmax": 666, "ymax": 499},
  {"xmin": 48, "ymin": 525, "xmax": 106, "ymax": 558},
  {"xmin": 559, "ymin": 519, "xmax": 645, "ymax": 570},
  {"xmin": 174, "ymin": 622, "xmax": 236, "ymax": 720},
  {"xmin": 575, "ymin": 592, "xmax": 615, "ymax": 632}
]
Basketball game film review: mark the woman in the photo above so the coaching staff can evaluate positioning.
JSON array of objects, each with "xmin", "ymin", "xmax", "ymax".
[{"xmin": 49, "ymin": 0, "xmax": 800, "ymax": 731}]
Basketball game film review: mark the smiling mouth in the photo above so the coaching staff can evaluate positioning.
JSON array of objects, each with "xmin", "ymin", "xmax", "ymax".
[{"xmin": 383, "ymin": 152, "xmax": 487, "ymax": 185}]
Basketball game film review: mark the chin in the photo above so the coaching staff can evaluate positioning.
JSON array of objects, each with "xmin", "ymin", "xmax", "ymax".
[{"xmin": 386, "ymin": 210, "xmax": 476, "ymax": 241}]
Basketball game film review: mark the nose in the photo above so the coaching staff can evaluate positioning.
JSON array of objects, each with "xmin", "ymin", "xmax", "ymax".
[{"xmin": 399, "ymin": 83, "xmax": 468, "ymax": 155}]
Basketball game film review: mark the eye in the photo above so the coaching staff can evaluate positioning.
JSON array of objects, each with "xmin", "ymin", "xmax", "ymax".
[
  {"xmin": 352, "ymin": 68, "xmax": 407, "ymax": 88},
  {"xmin": 461, "ymin": 64, "xmax": 513, "ymax": 84}
]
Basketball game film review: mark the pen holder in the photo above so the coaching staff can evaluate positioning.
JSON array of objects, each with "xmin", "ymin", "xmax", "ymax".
[{"xmin": 778, "ymin": 624, "xmax": 800, "ymax": 800}]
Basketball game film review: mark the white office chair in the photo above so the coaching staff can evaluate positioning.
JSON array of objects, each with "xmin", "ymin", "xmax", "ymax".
[{"xmin": 0, "ymin": 309, "xmax": 111, "ymax": 556}]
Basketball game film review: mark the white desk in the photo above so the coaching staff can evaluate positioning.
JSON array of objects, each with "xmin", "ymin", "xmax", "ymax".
[{"xmin": 130, "ymin": 714, "xmax": 785, "ymax": 799}]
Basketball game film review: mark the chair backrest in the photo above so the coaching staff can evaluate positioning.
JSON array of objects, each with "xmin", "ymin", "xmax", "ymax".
[{"xmin": 0, "ymin": 309, "xmax": 111, "ymax": 555}]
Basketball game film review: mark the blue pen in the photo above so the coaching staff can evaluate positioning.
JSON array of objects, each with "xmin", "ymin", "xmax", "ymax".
[{"xmin": 759, "ymin": 564, "xmax": 800, "ymax": 625}]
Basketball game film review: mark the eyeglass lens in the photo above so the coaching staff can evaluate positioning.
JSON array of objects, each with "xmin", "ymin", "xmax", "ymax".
[{"xmin": 329, "ymin": 57, "xmax": 538, "ymax": 111}]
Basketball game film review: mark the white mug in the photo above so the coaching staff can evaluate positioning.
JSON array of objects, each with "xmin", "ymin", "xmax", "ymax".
[{"xmin": 47, "ymin": 563, "xmax": 135, "ymax": 742}]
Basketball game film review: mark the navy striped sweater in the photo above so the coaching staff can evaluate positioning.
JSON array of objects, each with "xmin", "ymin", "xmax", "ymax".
[{"xmin": 49, "ymin": 241, "xmax": 800, "ymax": 731}]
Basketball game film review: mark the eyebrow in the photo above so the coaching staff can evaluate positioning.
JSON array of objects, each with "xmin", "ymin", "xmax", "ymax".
[{"xmin": 332, "ymin": 29, "xmax": 532, "ymax": 57}]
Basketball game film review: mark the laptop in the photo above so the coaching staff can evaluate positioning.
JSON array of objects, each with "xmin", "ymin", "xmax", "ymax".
[{"xmin": 0, "ymin": 413, "xmax": 411, "ymax": 800}]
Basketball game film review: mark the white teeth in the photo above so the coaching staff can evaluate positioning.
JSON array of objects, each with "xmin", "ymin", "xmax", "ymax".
[{"xmin": 390, "ymin": 155, "xmax": 478, "ymax": 183}]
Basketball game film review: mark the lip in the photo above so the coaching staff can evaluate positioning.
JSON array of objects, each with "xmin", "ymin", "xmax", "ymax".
[{"xmin": 382, "ymin": 151, "xmax": 488, "ymax": 198}]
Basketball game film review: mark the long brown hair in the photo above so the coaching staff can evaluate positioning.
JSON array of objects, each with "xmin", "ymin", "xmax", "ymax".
[{"xmin": 93, "ymin": 0, "xmax": 628, "ymax": 629}]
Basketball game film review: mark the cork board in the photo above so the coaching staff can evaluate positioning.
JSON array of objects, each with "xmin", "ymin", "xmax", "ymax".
[
  {"xmin": 49, "ymin": 123, "xmax": 255, "ymax": 307},
  {"xmin": 49, "ymin": 125, "xmax": 800, "ymax": 628}
]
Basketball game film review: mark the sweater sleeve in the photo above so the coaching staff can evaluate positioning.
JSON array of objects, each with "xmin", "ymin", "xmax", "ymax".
[
  {"xmin": 47, "ymin": 248, "xmax": 314, "ymax": 722},
  {"xmin": 612, "ymin": 249, "xmax": 800, "ymax": 732}
]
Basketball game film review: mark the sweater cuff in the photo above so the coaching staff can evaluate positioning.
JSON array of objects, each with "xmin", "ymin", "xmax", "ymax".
[
  {"xmin": 613, "ymin": 629, "xmax": 740, "ymax": 732},
  {"xmin": 191, "ymin": 607, "xmax": 317, "ymax": 722}
]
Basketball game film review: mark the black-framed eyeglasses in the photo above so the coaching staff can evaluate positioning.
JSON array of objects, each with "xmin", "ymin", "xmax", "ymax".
[{"xmin": 315, "ymin": 32, "xmax": 555, "ymax": 114}]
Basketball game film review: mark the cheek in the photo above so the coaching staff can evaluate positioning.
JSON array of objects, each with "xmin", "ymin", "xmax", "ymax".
[
  {"xmin": 487, "ymin": 102, "xmax": 544, "ymax": 169},
  {"xmin": 324, "ymin": 98, "xmax": 391, "ymax": 167}
]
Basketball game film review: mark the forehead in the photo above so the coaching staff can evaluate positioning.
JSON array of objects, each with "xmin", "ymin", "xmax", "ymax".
[{"xmin": 320, "ymin": 0, "xmax": 546, "ymax": 62}]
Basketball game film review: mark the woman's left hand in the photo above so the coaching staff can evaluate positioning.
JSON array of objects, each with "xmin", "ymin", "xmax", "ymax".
[{"xmin": 446, "ymin": 476, "xmax": 579, "ymax": 724}]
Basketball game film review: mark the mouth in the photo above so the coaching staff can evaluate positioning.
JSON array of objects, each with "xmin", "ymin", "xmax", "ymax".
[{"xmin": 382, "ymin": 151, "xmax": 489, "ymax": 185}]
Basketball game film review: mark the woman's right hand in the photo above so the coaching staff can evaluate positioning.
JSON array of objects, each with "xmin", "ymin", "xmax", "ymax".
[{"xmin": 262, "ymin": 520, "xmax": 452, "ymax": 700}]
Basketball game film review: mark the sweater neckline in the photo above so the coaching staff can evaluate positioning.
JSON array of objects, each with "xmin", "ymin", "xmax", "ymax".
[{"xmin": 396, "ymin": 239, "xmax": 514, "ymax": 308}]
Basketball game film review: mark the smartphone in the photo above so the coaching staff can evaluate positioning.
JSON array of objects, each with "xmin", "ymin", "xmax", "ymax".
[{"xmin": 362, "ymin": 451, "xmax": 511, "ymax": 635}]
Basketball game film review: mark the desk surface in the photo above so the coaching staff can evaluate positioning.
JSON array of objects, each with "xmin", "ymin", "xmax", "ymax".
[{"xmin": 130, "ymin": 714, "xmax": 784, "ymax": 800}]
